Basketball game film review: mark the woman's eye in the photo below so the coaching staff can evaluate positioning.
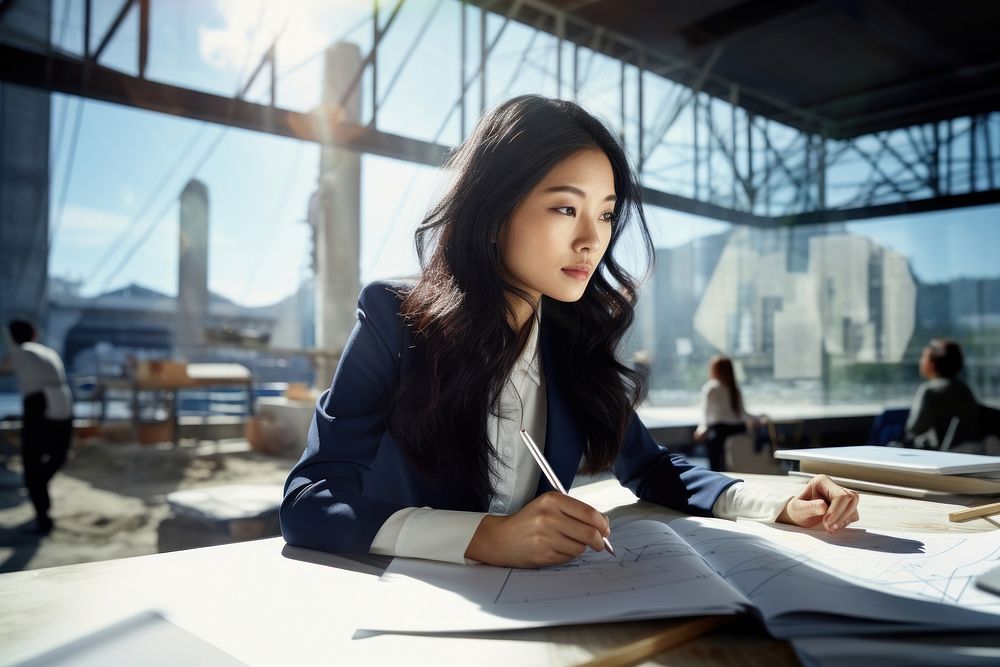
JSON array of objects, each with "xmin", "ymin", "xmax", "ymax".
[{"xmin": 554, "ymin": 207, "xmax": 615, "ymax": 223}]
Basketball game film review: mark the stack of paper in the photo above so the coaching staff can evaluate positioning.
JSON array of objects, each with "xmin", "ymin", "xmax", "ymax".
[{"xmin": 774, "ymin": 445, "xmax": 1000, "ymax": 498}]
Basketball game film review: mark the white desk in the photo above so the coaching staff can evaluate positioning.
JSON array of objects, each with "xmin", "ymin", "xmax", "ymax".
[{"xmin": 1, "ymin": 475, "xmax": 996, "ymax": 667}]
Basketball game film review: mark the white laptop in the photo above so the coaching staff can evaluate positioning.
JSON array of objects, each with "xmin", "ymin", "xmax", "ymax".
[{"xmin": 774, "ymin": 445, "xmax": 1000, "ymax": 476}]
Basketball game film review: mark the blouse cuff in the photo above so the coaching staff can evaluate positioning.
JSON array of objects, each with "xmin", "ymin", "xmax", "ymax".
[
  {"xmin": 370, "ymin": 507, "xmax": 488, "ymax": 564},
  {"xmin": 712, "ymin": 481, "xmax": 793, "ymax": 523}
]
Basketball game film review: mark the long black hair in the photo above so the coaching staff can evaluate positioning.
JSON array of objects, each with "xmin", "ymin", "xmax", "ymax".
[{"xmin": 386, "ymin": 95, "xmax": 654, "ymax": 506}]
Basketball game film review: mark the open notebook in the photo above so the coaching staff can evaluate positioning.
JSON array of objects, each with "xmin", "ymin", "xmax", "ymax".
[{"xmin": 357, "ymin": 515, "xmax": 1000, "ymax": 639}]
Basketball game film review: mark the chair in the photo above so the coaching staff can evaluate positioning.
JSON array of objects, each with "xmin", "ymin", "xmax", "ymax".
[
  {"xmin": 941, "ymin": 414, "xmax": 1000, "ymax": 456},
  {"xmin": 981, "ymin": 404, "xmax": 1000, "ymax": 438},
  {"xmin": 766, "ymin": 419, "xmax": 804, "ymax": 449},
  {"xmin": 724, "ymin": 433, "xmax": 784, "ymax": 474},
  {"xmin": 867, "ymin": 408, "xmax": 909, "ymax": 446},
  {"xmin": 939, "ymin": 417, "xmax": 961, "ymax": 452}
]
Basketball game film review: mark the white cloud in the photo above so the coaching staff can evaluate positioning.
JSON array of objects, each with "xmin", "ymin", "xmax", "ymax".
[
  {"xmin": 52, "ymin": 204, "xmax": 130, "ymax": 248},
  {"xmin": 198, "ymin": 0, "xmax": 265, "ymax": 72},
  {"xmin": 199, "ymin": 0, "xmax": 371, "ymax": 77}
]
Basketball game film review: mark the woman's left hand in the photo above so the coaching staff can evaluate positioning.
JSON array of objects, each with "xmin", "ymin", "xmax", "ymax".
[{"xmin": 777, "ymin": 474, "xmax": 860, "ymax": 533}]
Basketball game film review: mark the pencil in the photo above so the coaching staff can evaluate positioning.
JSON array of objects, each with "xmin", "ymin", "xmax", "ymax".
[
  {"xmin": 577, "ymin": 616, "xmax": 731, "ymax": 667},
  {"xmin": 519, "ymin": 427, "xmax": 616, "ymax": 556},
  {"xmin": 949, "ymin": 500, "xmax": 1000, "ymax": 523}
]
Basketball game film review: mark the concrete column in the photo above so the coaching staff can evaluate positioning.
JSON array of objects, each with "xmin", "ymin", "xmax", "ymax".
[
  {"xmin": 0, "ymin": 0, "xmax": 51, "ymax": 377},
  {"xmin": 177, "ymin": 179, "xmax": 209, "ymax": 360},
  {"xmin": 314, "ymin": 42, "xmax": 362, "ymax": 388}
]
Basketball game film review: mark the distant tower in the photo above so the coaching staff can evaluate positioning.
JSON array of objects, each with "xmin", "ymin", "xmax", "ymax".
[
  {"xmin": 0, "ymin": 0, "xmax": 52, "ymax": 354},
  {"xmin": 177, "ymin": 179, "xmax": 209, "ymax": 359},
  {"xmin": 313, "ymin": 41, "xmax": 363, "ymax": 387}
]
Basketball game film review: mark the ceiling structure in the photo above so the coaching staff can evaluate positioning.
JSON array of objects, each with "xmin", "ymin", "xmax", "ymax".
[
  {"xmin": 473, "ymin": 0, "xmax": 1000, "ymax": 223},
  {"xmin": 1, "ymin": 0, "xmax": 999, "ymax": 225},
  {"xmin": 520, "ymin": 0, "xmax": 1000, "ymax": 140}
]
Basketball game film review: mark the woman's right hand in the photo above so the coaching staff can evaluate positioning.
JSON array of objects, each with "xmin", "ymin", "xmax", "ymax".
[{"xmin": 464, "ymin": 492, "xmax": 611, "ymax": 568}]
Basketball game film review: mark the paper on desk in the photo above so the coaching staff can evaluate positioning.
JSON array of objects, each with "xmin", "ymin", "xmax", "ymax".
[
  {"xmin": 672, "ymin": 517, "xmax": 1000, "ymax": 637},
  {"xmin": 358, "ymin": 514, "xmax": 1000, "ymax": 637},
  {"xmin": 356, "ymin": 519, "xmax": 750, "ymax": 633}
]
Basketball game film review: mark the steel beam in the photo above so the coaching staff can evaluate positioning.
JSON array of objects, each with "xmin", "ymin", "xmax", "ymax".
[
  {"xmin": 643, "ymin": 45, "xmax": 723, "ymax": 166},
  {"xmin": 92, "ymin": 0, "xmax": 135, "ymax": 64},
  {"xmin": 334, "ymin": 0, "xmax": 406, "ymax": 122},
  {"xmin": 983, "ymin": 114, "xmax": 995, "ymax": 189},
  {"xmin": 501, "ymin": 13, "xmax": 547, "ymax": 97},
  {"xmin": 460, "ymin": 0, "xmax": 467, "ymax": 137},
  {"xmin": 468, "ymin": 0, "xmax": 829, "ymax": 133},
  {"xmin": 433, "ymin": 0, "xmax": 524, "ymax": 139},
  {"xmin": 378, "ymin": 0, "xmax": 446, "ymax": 111},
  {"xmin": 138, "ymin": 0, "xmax": 148, "ymax": 77},
  {"xmin": 0, "ymin": 43, "xmax": 449, "ymax": 167},
  {"xmin": 776, "ymin": 189, "xmax": 1000, "ymax": 226},
  {"xmin": 3, "ymin": 0, "xmax": 999, "ymax": 232}
]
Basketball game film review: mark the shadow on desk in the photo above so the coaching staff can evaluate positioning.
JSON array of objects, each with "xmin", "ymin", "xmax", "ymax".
[
  {"xmin": 280, "ymin": 542, "xmax": 390, "ymax": 576},
  {"xmin": 761, "ymin": 522, "xmax": 926, "ymax": 554},
  {"xmin": 14, "ymin": 610, "xmax": 247, "ymax": 667}
]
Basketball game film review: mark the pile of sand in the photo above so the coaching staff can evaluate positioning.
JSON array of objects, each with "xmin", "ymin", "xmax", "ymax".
[{"xmin": 0, "ymin": 438, "xmax": 297, "ymax": 573}]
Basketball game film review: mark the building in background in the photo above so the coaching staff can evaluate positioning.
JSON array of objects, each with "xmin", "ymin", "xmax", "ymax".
[
  {"xmin": 49, "ymin": 278, "xmax": 314, "ymax": 386},
  {"xmin": 630, "ymin": 226, "xmax": 935, "ymax": 404}
]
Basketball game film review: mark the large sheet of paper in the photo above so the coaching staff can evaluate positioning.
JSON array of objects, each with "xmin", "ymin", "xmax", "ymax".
[
  {"xmin": 672, "ymin": 517, "xmax": 1000, "ymax": 637},
  {"xmin": 356, "ymin": 519, "xmax": 749, "ymax": 633},
  {"xmin": 357, "ymin": 516, "xmax": 1000, "ymax": 636}
]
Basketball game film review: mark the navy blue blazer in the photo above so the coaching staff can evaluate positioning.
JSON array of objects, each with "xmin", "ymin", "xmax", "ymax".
[{"xmin": 280, "ymin": 281, "xmax": 739, "ymax": 556}]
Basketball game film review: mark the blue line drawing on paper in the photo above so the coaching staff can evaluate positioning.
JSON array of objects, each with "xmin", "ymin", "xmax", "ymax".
[{"xmin": 494, "ymin": 521, "xmax": 717, "ymax": 604}]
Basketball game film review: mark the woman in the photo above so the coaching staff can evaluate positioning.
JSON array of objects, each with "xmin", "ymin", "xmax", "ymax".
[
  {"xmin": 694, "ymin": 355, "xmax": 765, "ymax": 472},
  {"xmin": 906, "ymin": 339, "xmax": 981, "ymax": 449},
  {"xmin": 280, "ymin": 95, "xmax": 859, "ymax": 568}
]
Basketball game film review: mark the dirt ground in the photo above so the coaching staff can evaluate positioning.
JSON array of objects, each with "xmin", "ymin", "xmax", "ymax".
[{"xmin": 0, "ymin": 437, "xmax": 298, "ymax": 574}]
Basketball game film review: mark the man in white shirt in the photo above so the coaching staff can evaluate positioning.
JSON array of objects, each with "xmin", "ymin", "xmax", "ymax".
[{"xmin": 0, "ymin": 320, "xmax": 73, "ymax": 535}]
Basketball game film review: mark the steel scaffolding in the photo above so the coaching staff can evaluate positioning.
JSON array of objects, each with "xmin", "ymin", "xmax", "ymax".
[{"xmin": 1, "ymin": 0, "xmax": 998, "ymax": 227}]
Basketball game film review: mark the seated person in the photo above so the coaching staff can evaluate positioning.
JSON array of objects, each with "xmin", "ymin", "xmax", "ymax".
[
  {"xmin": 280, "ymin": 96, "xmax": 861, "ymax": 567},
  {"xmin": 693, "ymin": 355, "xmax": 765, "ymax": 471},
  {"xmin": 905, "ymin": 339, "xmax": 981, "ymax": 449}
]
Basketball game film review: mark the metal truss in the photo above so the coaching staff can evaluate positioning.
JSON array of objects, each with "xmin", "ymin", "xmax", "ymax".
[{"xmin": 1, "ymin": 0, "xmax": 998, "ymax": 227}]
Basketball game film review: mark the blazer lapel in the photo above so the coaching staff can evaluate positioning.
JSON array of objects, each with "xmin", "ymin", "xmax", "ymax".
[{"xmin": 536, "ymin": 325, "xmax": 585, "ymax": 495}]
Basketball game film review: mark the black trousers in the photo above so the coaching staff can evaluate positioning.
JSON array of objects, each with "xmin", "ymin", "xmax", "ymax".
[
  {"xmin": 22, "ymin": 392, "xmax": 72, "ymax": 524},
  {"xmin": 704, "ymin": 422, "xmax": 747, "ymax": 472}
]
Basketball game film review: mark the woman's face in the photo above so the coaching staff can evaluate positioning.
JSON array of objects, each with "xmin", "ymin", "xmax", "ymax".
[{"xmin": 499, "ymin": 148, "xmax": 616, "ymax": 306}]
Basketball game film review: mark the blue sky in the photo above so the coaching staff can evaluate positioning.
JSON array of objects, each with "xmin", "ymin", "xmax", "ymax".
[
  {"xmin": 44, "ymin": 0, "xmax": 1000, "ymax": 308},
  {"xmin": 846, "ymin": 208, "xmax": 1000, "ymax": 284}
]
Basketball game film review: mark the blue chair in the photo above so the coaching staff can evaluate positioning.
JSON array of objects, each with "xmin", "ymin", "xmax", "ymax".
[{"xmin": 868, "ymin": 408, "xmax": 909, "ymax": 446}]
